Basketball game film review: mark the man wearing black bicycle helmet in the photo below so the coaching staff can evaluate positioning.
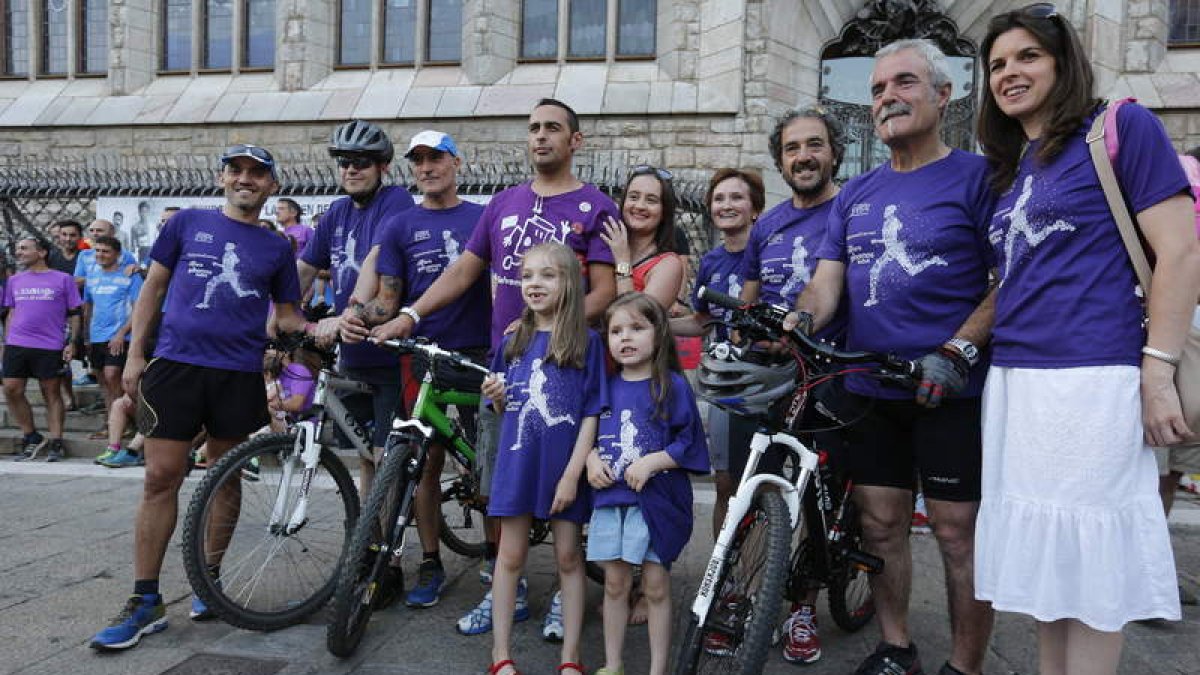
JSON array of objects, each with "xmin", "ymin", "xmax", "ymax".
[{"xmin": 298, "ymin": 121, "xmax": 414, "ymax": 605}]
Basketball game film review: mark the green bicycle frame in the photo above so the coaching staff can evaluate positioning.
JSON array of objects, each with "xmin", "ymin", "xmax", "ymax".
[{"xmin": 407, "ymin": 368, "xmax": 481, "ymax": 465}]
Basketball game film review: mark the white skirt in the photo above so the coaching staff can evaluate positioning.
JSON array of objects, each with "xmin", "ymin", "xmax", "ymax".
[{"xmin": 975, "ymin": 365, "xmax": 1181, "ymax": 631}]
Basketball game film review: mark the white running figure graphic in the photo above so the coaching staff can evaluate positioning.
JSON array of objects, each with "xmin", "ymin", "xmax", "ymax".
[
  {"xmin": 443, "ymin": 230, "xmax": 461, "ymax": 266},
  {"xmin": 612, "ymin": 409, "xmax": 643, "ymax": 479},
  {"xmin": 336, "ymin": 233, "xmax": 361, "ymax": 294},
  {"xmin": 864, "ymin": 205, "xmax": 948, "ymax": 307},
  {"xmin": 509, "ymin": 357, "xmax": 575, "ymax": 452},
  {"xmin": 779, "ymin": 235, "xmax": 811, "ymax": 299},
  {"xmin": 1003, "ymin": 175, "xmax": 1076, "ymax": 274},
  {"xmin": 195, "ymin": 242, "xmax": 261, "ymax": 309},
  {"xmin": 726, "ymin": 274, "xmax": 742, "ymax": 301}
]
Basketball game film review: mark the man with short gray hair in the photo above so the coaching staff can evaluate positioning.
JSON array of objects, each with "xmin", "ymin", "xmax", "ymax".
[{"xmin": 789, "ymin": 38, "xmax": 996, "ymax": 675}]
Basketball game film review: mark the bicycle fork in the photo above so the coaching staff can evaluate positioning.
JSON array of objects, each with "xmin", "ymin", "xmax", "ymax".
[
  {"xmin": 268, "ymin": 421, "xmax": 323, "ymax": 536},
  {"xmin": 376, "ymin": 419, "xmax": 435, "ymax": 566}
]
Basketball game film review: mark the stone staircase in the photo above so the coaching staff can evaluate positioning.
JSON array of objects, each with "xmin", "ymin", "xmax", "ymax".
[{"xmin": 0, "ymin": 380, "xmax": 112, "ymax": 459}]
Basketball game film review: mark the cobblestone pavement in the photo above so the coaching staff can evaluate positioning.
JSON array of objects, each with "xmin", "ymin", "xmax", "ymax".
[{"xmin": 1, "ymin": 460, "xmax": 1196, "ymax": 675}]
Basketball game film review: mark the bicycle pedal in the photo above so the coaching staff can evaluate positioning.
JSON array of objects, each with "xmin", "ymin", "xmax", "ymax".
[{"xmin": 846, "ymin": 549, "xmax": 884, "ymax": 574}]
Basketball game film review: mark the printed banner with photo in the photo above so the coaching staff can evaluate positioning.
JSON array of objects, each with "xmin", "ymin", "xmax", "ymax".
[{"xmin": 96, "ymin": 194, "xmax": 492, "ymax": 262}]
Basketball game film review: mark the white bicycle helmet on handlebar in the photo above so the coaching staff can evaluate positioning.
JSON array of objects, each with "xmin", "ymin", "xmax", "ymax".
[{"xmin": 697, "ymin": 343, "xmax": 797, "ymax": 417}]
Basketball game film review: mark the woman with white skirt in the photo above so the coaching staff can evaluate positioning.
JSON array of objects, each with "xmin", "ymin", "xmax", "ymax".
[{"xmin": 973, "ymin": 4, "xmax": 1200, "ymax": 674}]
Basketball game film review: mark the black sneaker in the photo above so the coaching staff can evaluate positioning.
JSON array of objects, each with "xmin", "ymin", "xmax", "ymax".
[
  {"xmin": 854, "ymin": 642, "xmax": 924, "ymax": 675},
  {"xmin": 14, "ymin": 434, "xmax": 47, "ymax": 461},
  {"xmin": 45, "ymin": 439, "xmax": 65, "ymax": 462}
]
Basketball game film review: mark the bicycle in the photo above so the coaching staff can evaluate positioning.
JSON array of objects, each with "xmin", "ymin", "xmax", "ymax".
[
  {"xmin": 179, "ymin": 339, "xmax": 372, "ymax": 632},
  {"xmin": 671, "ymin": 287, "xmax": 920, "ymax": 675},
  {"xmin": 326, "ymin": 337, "xmax": 493, "ymax": 657}
]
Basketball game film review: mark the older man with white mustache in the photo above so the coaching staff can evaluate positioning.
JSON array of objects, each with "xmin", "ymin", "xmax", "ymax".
[{"xmin": 787, "ymin": 38, "xmax": 998, "ymax": 675}]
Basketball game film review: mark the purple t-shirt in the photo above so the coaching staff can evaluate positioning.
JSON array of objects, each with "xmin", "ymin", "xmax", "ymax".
[
  {"xmin": 593, "ymin": 373, "xmax": 710, "ymax": 566},
  {"xmin": 279, "ymin": 361, "xmax": 317, "ymax": 416},
  {"xmin": 816, "ymin": 149, "xmax": 995, "ymax": 399},
  {"xmin": 301, "ymin": 185, "xmax": 415, "ymax": 369},
  {"xmin": 465, "ymin": 183, "xmax": 618, "ymax": 353},
  {"xmin": 691, "ymin": 245, "xmax": 746, "ymax": 343},
  {"xmin": 374, "ymin": 201, "xmax": 490, "ymax": 350},
  {"xmin": 151, "ymin": 209, "xmax": 301, "ymax": 372},
  {"xmin": 488, "ymin": 330, "xmax": 607, "ymax": 524},
  {"xmin": 284, "ymin": 224, "xmax": 313, "ymax": 259},
  {"xmin": 989, "ymin": 103, "xmax": 1191, "ymax": 368},
  {"xmin": 1, "ymin": 269, "xmax": 81, "ymax": 350},
  {"xmin": 743, "ymin": 199, "xmax": 846, "ymax": 343}
]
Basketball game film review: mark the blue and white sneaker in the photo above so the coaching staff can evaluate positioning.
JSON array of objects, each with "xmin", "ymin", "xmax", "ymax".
[
  {"xmin": 542, "ymin": 589, "xmax": 564, "ymax": 642},
  {"xmin": 89, "ymin": 594, "xmax": 167, "ymax": 651},
  {"xmin": 189, "ymin": 595, "xmax": 215, "ymax": 621},
  {"xmin": 405, "ymin": 561, "xmax": 447, "ymax": 608},
  {"xmin": 456, "ymin": 577, "xmax": 529, "ymax": 636}
]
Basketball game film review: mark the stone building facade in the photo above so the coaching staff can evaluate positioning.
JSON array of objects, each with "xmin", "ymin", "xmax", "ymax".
[{"xmin": 0, "ymin": 0, "xmax": 1197, "ymax": 207}]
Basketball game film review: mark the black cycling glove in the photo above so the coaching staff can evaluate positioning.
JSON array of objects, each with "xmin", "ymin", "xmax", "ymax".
[{"xmin": 915, "ymin": 347, "xmax": 970, "ymax": 408}]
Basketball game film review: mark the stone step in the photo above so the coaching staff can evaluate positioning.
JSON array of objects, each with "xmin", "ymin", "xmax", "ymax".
[
  {"xmin": 0, "ymin": 383, "xmax": 105, "ymax": 408},
  {"xmin": 0, "ymin": 408, "xmax": 106, "ymax": 434},
  {"xmin": 0, "ymin": 429, "xmax": 116, "ymax": 460}
]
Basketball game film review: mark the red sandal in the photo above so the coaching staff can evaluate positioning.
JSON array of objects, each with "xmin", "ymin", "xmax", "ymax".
[
  {"xmin": 488, "ymin": 659, "xmax": 520, "ymax": 675},
  {"xmin": 557, "ymin": 663, "xmax": 586, "ymax": 674}
]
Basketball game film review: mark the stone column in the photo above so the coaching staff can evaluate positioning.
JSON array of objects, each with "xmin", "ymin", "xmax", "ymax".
[
  {"xmin": 109, "ymin": 0, "xmax": 156, "ymax": 94},
  {"xmin": 462, "ymin": 0, "xmax": 519, "ymax": 85},
  {"xmin": 277, "ymin": 0, "xmax": 335, "ymax": 91}
]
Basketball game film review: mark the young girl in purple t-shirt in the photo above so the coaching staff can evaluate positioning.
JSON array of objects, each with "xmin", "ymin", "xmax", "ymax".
[
  {"xmin": 481, "ymin": 242, "xmax": 605, "ymax": 675},
  {"xmin": 262, "ymin": 344, "xmax": 320, "ymax": 433}
]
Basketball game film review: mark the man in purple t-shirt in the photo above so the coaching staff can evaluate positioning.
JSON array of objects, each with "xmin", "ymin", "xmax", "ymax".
[
  {"xmin": 341, "ymin": 130, "xmax": 490, "ymax": 608},
  {"xmin": 788, "ymin": 40, "xmax": 996, "ymax": 675},
  {"xmin": 276, "ymin": 197, "xmax": 312, "ymax": 259},
  {"xmin": 374, "ymin": 100, "xmax": 617, "ymax": 641},
  {"xmin": 89, "ymin": 144, "xmax": 306, "ymax": 652},
  {"xmin": 1, "ymin": 237, "xmax": 82, "ymax": 462}
]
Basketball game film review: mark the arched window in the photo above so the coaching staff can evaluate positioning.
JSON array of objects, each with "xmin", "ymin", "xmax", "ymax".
[{"xmin": 819, "ymin": 0, "xmax": 978, "ymax": 179}]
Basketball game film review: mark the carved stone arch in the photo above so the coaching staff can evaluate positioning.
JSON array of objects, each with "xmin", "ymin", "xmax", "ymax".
[{"xmin": 818, "ymin": 0, "xmax": 978, "ymax": 179}]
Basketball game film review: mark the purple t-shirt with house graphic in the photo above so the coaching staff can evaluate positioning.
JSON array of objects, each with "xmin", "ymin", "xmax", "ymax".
[
  {"xmin": 988, "ymin": 103, "xmax": 1191, "ymax": 368},
  {"xmin": 816, "ymin": 149, "xmax": 995, "ymax": 399},
  {"xmin": 466, "ymin": 183, "xmax": 617, "ymax": 353},
  {"xmin": 151, "ymin": 208, "xmax": 301, "ymax": 372},
  {"xmin": 2, "ymin": 269, "xmax": 81, "ymax": 350}
]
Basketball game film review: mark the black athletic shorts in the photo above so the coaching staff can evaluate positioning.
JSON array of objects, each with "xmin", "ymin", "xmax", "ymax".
[
  {"xmin": 89, "ymin": 342, "xmax": 129, "ymax": 370},
  {"xmin": 840, "ymin": 394, "xmax": 982, "ymax": 502},
  {"xmin": 2, "ymin": 345, "xmax": 65, "ymax": 380},
  {"xmin": 137, "ymin": 357, "xmax": 268, "ymax": 441},
  {"xmin": 340, "ymin": 365, "xmax": 404, "ymax": 449}
]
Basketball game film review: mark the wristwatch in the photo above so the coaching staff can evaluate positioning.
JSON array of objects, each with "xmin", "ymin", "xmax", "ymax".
[
  {"xmin": 945, "ymin": 338, "xmax": 980, "ymax": 367},
  {"xmin": 614, "ymin": 261, "xmax": 631, "ymax": 277},
  {"xmin": 399, "ymin": 306, "xmax": 421, "ymax": 325}
]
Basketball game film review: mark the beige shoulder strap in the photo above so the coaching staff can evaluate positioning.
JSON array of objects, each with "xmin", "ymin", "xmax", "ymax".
[{"xmin": 1085, "ymin": 110, "xmax": 1154, "ymax": 296}]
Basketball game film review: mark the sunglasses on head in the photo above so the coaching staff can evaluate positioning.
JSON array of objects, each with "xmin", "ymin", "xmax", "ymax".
[
  {"xmin": 631, "ymin": 164, "xmax": 673, "ymax": 181},
  {"xmin": 335, "ymin": 156, "xmax": 377, "ymax": 170},
  {"xmin": 1021, "ymin": 2, "xmax": 1057, "ymax": 18},
  {"xmin": 221, "ymin": 143, "xmax": 275, "ymax": 166}
]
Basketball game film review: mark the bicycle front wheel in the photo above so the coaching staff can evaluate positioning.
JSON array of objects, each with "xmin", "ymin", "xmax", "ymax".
[
  {"xmin": 672, "ymin": 489, "xmax": 791, "ymax": 675},
  {"xmin": 181, "ymin": 432, "xmax": 359, "ymax": 632},
  {"xmin": 438, "ymin": 472, "xmax": 488, "ymax": 558},
  {"xmin": 326, "ymin": 441, "xmax": 410, "ymax": 657}
]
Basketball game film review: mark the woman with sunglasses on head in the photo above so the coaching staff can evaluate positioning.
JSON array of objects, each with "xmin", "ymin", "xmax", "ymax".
[
  {"xmin": 975, "ymin": 5, "xmax": 1200, "ymax": 673},
  {"xmin": 600, "ymin": 166, "xmax": 685, "ymax": 312}
]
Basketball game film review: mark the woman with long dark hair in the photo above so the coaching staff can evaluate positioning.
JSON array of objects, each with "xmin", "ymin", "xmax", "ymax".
[{"xmin": 975, "ymin": 5, "xmax": 1200, "ymax": 673}]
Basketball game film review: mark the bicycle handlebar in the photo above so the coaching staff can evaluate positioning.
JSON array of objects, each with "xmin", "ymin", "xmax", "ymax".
[
  {"xmin": 697, "ymin": 286, "xmax": 921, "ymax": 383},
  {"xmin": 371, "ymin": 337, "xmax": 491, "ymax": 376}
]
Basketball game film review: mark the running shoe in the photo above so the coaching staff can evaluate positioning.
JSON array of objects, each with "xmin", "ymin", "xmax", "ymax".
[
  {"xmin": 781, "ymin": 603, "xmax": 821, "ymax": 664},
  {"xmin": 14, "ymin": 434, "xmax": 46, "ymax": 462},
  {"xmin": 240, "ymin": 456, "xmax": 261, "ymax": 481},
  {"xmin": 101, "ymin": 448, "xmax": 143, "ymax": 468},
  {"xmin": 405, "ymin": 560, "xmax": 447, "ymax": 608},
  {"xmin": 89, "ymin": 594, "xmax": 167, "ymax": 651},
  {"xmin": 541, "ymin": 590, "xmax": 563, "ymax": 642},
  {"xmin": 95, "ymin": 446, "xmax": 119, "ymax": 465},
  {"xmin": 190, "ymin": 595, "xmax": 215, "ymax": 621},
  {"xmin": 853, "ymin": 642, "xmax": 924, "ymax": 675},
  {"xmin": 456, "ymin": 578, "xmax": 529, "ymax": 636},
  {"xmin": 45, "ymin": 439, "xmax": 65, "ymax": 463}
]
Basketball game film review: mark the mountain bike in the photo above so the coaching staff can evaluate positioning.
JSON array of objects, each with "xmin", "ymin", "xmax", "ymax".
[
  {"xmin": 180, "ymin": 340, "xmax": 366, "ymax": 632},
  {"xmin": 671, "ymin": 288, "xmax": 920, "ymax": 675}
]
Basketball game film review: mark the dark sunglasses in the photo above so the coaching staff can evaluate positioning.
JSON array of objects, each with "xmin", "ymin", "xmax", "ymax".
[
  {"xmin": 335, "ymin": 155, "xmax": 377, "ymax": 170},
  {"xmin": 1021, "ymin": 2, "xmax": 1057, "ymax": 18},
  {"xmin": 631, "ymin": 164, "xmax": 673, "ymax": 181}
]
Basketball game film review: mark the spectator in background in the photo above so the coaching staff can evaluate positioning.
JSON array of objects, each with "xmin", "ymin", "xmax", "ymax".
[
  {"xmin": 2, "ymin": 237, "xmax": 82, "ymax": 462},
  {"xmin": 276, "ymin": 198, "xmax": 312, "ymax": 258},
  {"xmin": 77, "ymin": 220, "xmax": 138, "ymax": 288},
  {"xmin": 159, "ymin": 207, "xmax": 180, "ymax": 227},
  {"xmin": 48, "ymin": 220, "xmax": 83, "ymax": 275}
]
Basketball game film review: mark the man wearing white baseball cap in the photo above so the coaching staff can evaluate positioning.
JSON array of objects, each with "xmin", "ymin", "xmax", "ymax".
[{"xmin": 341, "ymin": 130, "xmax": 490, "ymax": 609}]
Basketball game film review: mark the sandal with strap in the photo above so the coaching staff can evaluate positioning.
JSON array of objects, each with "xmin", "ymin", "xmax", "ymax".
[
  {"xmin": 557, "ymin": 663, "xmax": 586, "ymax": 675},
  {"xmin": 488, "ymin": 659, "xmax": 520, "ymax": 675}
]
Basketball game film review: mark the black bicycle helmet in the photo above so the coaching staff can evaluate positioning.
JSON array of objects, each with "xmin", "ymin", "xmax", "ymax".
[
  {"xmin": 328, "ymin": 119, "xmax": 394, "ymax": 163},
  {"xmin": 697, "ymin": 343, "xmax": 797, "ymax": 416}
]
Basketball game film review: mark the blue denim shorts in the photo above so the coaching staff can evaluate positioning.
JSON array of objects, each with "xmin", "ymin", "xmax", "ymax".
[{"xmin": 586, "ymin": 505, "xmax": 661, "ymax": 565}]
